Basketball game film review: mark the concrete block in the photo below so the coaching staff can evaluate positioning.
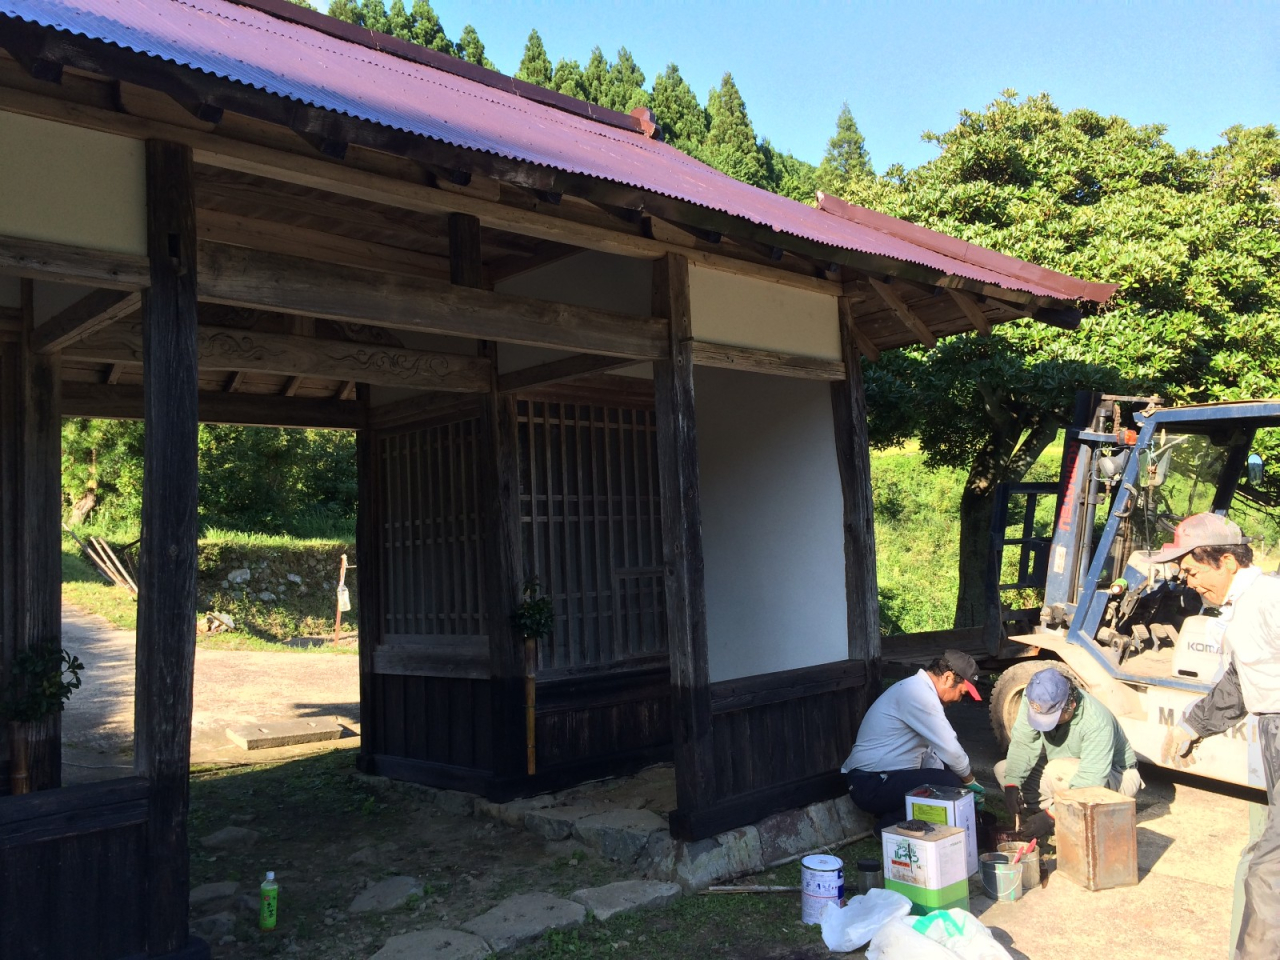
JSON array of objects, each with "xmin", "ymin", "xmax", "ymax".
[
  {"xmin": 570, "ymin": 880, "xmax": 682, "ymax": 921},
  {"xmin": 461, "ymin": 892, "xmax": 585, "ymax": 952},
  {"xmin": 225, "ymin": 718, "xmax": 342, "ymax": 751}
]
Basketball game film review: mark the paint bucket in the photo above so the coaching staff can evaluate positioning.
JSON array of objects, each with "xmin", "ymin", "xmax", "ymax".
[
  {"xmin": 979, "ymin": 853, "xmax": 1023, "ymax": 902},
  {"xmin": 998, "ymin": 842, "xmax": 1040, "ymax": 892},
  {"xmin": 800, "ymin": 854, "xmax": 844, "ymax": 924}
]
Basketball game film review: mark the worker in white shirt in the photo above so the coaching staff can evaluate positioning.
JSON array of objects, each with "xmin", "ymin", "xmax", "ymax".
[
  {"xmin": 1155, "ymin": 513, "xmax": 1280, "ymax": 960},
  {"xmin": 841, "ymin": 649, "xmax": 986, "ymax": 830}
]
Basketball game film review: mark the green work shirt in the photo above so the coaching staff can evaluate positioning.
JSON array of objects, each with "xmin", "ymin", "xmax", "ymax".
[{"xmin": 1002, "ymin": 689, "xmax": 1136, "ymax": 790}]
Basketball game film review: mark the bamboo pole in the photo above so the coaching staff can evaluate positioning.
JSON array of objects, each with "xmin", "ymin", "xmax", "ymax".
[{"xmin": 524, "ymin": 635, "xmax": 537, "ymax": 775}]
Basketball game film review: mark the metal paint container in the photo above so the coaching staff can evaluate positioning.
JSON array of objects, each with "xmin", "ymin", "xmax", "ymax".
[
  {"xmin": 800, "ymin": 854, "xmax": 844, "ymax": 924},
  {"xmin": 978, "ymin": 853, "xmax": 1023, "ymax": 902},
  {"xmin": 998, "ymin": 841, "xmax": 1041, "ymax": 892},
  {"xmin": 1055, "ymin": 786, "xmax": 1137, "ymax": 891}
]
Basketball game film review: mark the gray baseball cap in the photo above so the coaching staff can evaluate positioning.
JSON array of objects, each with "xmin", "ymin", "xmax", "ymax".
[{"xmin": 1146, "ymin": 513, "xmax": 1246, "ymax": 564}]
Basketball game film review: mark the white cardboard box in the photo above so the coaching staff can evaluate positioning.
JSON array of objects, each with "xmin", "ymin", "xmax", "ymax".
[{"xmin": 905, "ymin": 784, "xmax": 978, "ymax": 876}]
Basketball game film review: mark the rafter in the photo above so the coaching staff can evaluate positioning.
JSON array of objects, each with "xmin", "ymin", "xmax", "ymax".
[
  {"xmin": 497, "ymin": 353, "xmax": 639, "ymax": 394},
  {"xmin": 867, "ymin": 277, "xmax": 937, "ymax": 349},
  {"xmin": 945, "ymin": 288, "xmax": 993, "ymax": 336},
  {"xmin": 32, "ymin": 289, "xmax": 142, "ymax": 353}
]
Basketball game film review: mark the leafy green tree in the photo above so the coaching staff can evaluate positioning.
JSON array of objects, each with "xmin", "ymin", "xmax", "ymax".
[
  {"xmin": 816, "ymin": 103, "xmax": 873, "ymax": 196},
  {"xmin": 699, "ymin": 73, "xmax": 769, "ymax": 188},
  {"xmin": 761, "ymin": 140, "xmax": 819, "ymax": 203},
  {"xmin": 357, "ymin": 0, "xmax": 388, "ymax": 33},
  {"xmin": 456, "ymin": 24, "xmax": 494, "ymax": 69},
  {"xmin": 326, "ymin": 0, "xmax": 362, "ymax": 25},
  {"xmin": 650, "ymin": 64, "xmax": 707, "ymax": 152},
  {"xmin": 515, "ymin": 28, "xmax": 553, "ymax": 88},
  {"xmin": 385, "ymin": 0, "xmax": 412, "ymax": 41},
  {"xmin": 854, "ymin": 93, "xmax": 1280, "ymax": 626},
  {"xmin": 286, "ymin": 0, "xmax": 316, "ymax": 9},
  {"xmin": 582, "ymin": 47, "xmax": 610, "ymax": 105},
  {"xmin": 62, "ymin": 420, "xmax": 145, "ymax": 529},
  {"xmin": 551, "ymin": 59, "xmax": 588, "ymax": 100},
  {"xmin": 409, "ymin": 0, "xmax": 454, "ymax": 55},
  {"xmin": 601, "ymin": 47, "xmax": 645, "ymax": 113}
]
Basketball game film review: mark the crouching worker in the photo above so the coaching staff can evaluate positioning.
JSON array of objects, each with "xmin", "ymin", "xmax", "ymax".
[
  {"xmin": 995, "ymin": 666, "xmax": 1142, "ymax": 840},
  {"xmin": 841, "ymin": 650, "xmax": 986, "ymax": 831}
]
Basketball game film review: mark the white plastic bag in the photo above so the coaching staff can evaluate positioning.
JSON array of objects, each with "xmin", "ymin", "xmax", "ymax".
[
  {"xmin": 866, "ymin": 917, "xmax": 956, "ymax": 960},
  {"xmin": 819, "ymin": 887, "xmax": 911, "ymax": 952},
  {"xmin": 911, "ymin": 909, "xmax": 1014, "ymax": 960}
]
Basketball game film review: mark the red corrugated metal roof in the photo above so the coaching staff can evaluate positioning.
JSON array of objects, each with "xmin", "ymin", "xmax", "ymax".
[{"xmin": 2, "ymin": 0, "xmax": 1116, "ymax": 304}]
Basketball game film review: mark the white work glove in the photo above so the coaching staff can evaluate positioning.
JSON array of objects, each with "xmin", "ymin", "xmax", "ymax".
[{"xmin": 1160, "ymin": 726, "xmax": 1198, "ymax": 768}]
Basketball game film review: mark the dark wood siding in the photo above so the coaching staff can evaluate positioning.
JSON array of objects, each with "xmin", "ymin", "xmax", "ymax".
[{"xmin": 372, "ymin": 673, "xmax": 493, "ymax": 770}]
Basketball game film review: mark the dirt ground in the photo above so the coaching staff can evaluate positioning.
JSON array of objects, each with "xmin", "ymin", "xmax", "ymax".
[{"xmin": 58, "ymin": 605, "xmax": 1261, "ymax": 960}]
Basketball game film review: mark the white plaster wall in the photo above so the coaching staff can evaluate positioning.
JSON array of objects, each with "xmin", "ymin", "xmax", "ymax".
[
  {"xmin": 694, "ymin": 366, "xmax": 848, "ymax": 682},
  {"xmin": 689, "ymin": 264, "xmax": 839, "ymax": 360},
  {"xmin": 0, "ymin": 111, "xmax": 146, "ymax": 256}
]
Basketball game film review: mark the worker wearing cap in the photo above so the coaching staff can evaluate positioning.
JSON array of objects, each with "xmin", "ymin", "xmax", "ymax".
[
  {"xmin": 1154, "ymin": 513, "xmax": 1280, "ymax": 960},
  {"xmin": 995, "ymin": 667, "xmax": 1141, "ymax": 840},
  {"xmin": 841, "ymin": 650, "xmax": 986, "ymax": 830}
]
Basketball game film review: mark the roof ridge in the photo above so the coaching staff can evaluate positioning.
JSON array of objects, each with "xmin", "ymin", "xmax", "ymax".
[{"xmin": 222, "ymin": 0, "xmax": 651, "ymax": 138}]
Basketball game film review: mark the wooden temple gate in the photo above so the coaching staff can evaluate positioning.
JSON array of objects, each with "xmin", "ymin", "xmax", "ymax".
[{"xmin": 0, "ymin": 2, "xmax": 1112, "ymax": 957}]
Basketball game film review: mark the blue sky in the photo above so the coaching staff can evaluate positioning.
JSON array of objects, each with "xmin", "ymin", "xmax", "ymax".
[{"xmin": 427, "ymin": 0, "xmax": 1279, "ymax": 173}]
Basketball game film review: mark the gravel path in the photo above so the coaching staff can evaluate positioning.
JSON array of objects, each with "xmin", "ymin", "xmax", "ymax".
[{"xmin": 60, "ymin": 604, "xmax": 360, "ymax": 782}]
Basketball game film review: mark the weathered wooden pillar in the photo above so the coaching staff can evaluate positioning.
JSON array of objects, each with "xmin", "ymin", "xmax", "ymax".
[
  {"xmin": 0, "ymin": 279, "xmax": 63, "ymax": 793},
  {"xmin": 354, "ymin": 383, "xmax": 380, "ymax": 772},
  {"xmin": 134, "ymin": 139, "xmax": 203, "ymax": 958},
  {"xmin": 452, "ymin": 213, "xmax": 523, "ymax": 785},
  {"xmin": 832, "ymin": 298, "xmax": 881, "ymax": 688},
  {"xmin": 652, "ymin": 253, "xmax": 715, "ymax": 837}
]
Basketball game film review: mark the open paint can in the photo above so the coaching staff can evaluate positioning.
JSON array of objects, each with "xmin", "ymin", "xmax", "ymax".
[{"xmin": 800, "ymin": 854, "xmax": 844, "ymax": 924}]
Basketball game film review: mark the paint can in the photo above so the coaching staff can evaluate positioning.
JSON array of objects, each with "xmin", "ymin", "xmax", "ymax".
[
  {"xmin": 998, "ymin": 841, "xmax": 1041, "ymax": 892},
  {"xmin": 978, "ymin": 852, "xmax": 1023, "ymax": 902},
  {"xmin": 800, "ymin": 854, "xmax": 844, "ymax": 924}
]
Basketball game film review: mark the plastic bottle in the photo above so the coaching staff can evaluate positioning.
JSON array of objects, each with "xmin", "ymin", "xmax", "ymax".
[{"xmin": 259, "ymin": 871, "xmax": 279, "ymax": 931}]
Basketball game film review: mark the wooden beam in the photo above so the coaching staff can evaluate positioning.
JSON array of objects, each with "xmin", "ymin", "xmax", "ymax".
[
  {"xmin": 832, "ymin": 303, "xmax": 881, "ymax": 668},
  {"xmin": 67, "ymin": 322, "xmax": 493, "ymax": 393},
  {"xmin": 32, "ymin": 289, "xmax": 141, "ymax": 354},
  {"xmin": 448, "ymin": 213, "xmax": 485, "ymax": 289},
  {"xmin": 688, "ymin": 342, "xmax": 844, "ymax": 381},
  {"xmin": 61, "ymin": 382, "xmax": 364, "ymax": 428},
  {"xmin": 105, "ymin": 363, "xmax": 123, "ymax": 385},
  {"xmin": 195, "ymin": 242, "xmax": 667, "ymax": 360},
  {"xmin": 365, "ymin": 393, "xmax": 482, "ymax": 431},
  {"xmin": 338, "ymin": 380, "xmax": 356, "ymax": 401},
  {"xmin": 838, "ymin": 297, "xmax": 879, "ymax": 362},
  {"xmin": 945, "ymin": 288, "xmax": 992, "ymax": 336},
  {"xmin": 497, "ymin": 353, "xmax": 639, "ymax": 394},
  {"xmin": 224, "ymin": 370, "xmax": 245, "ymax": 392},
  {"xmin": 867, "ymin": 277, "xmax": 937, "ymax": 349},
  {"xmin": 353, "ymin": 382, "xmax": 382, "ymax": 778},
  {"xmin": 197, "ymin": 208, "xmax": 451, "ymax": 280},
  {"xmin": 282, "ymin": 375, "xmax": 302, "ymax": 397},
  {"xmin": 488, "ymin": 242, "xmax": 582, "ymax": 285},
  {"xmin": 0, "ymin": 233, "xmax": 149, "ymax": 290},
  {"xmin": 135, "ymin": 138, "xmax": 198, "ymax": 957},
  {"xmin": 652, "ymin": 252, "xmax": 715, "ymax": 834}
]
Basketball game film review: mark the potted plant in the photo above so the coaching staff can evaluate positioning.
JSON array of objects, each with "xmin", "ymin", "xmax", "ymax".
[
  {"xmin": 512, "ymin": 579, "xmax": 553, "ymax": 776},
  {"xmin": 2, "ymin": 647, "xmax": 83, "ymax": 794}
]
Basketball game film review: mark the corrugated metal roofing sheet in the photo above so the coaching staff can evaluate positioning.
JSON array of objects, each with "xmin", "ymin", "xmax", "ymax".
[{"xmin": 1, "ymin": 0, "xmax": 1115, "ymax": 304}]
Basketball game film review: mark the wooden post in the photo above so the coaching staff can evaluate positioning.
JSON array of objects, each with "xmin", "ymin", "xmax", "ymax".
[
  {"xmin": 652, "ymin": 253, "xmax": 715, "ymax": 835},
  {"xmin": 832, "ymin": 298, "xmax": 881, "ymax": 684},
  {"xmin": 134, "ymin": 139, "xmax": 202, "ymax": 958},
  {"xmin": 354, "ymin": 384, "xmax": 381, "ymax": 772},
  {"xmin": 11, "ymin": 278, "xmax": 63, "ymax": 792},
  {"xmin": 452, "ymin": 211, "xmax": 524, "ymax": 783}
]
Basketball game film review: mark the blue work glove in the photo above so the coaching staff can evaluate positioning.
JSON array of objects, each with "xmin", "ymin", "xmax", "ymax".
[{"xmin": 961, "ymin": 777, "xmax": 986, "ymax": 797}]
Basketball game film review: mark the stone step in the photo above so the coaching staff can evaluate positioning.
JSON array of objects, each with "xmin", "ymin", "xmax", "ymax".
[{"xmin": 225, "ymin": 717, "xmax": 343, "ymax": 750}]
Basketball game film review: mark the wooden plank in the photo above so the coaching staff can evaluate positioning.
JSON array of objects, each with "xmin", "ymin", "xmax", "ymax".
[
  {"xmin": 838, "ymin": 297, "xmax": 880, "ymax": 362},
  {"xmin": 709, "ymin": 659, "xmax": 868, "ymax": 715},
  {"xmin": 31, "ymin": 289, "xmax": 141, "ymax": 354},
  {"xmin": 448, "ymin": 213, "xmax": 485, "ymax": 289},
  {"xmin": 197, "ymin": 207, "xmax": 451, "ymax": 280},
  {"xmin": 0, "ymin": 233, "xmax": 150, "ymax": 290},
  {"xmin": 651, "ymin": 252, "xmax": 715, "ymax": 833},
  {"xmin": 668, "ymin": 771, "xmax": 847, "ymax": 842},
  {"xmin": 867, "ymin": 277, "xmax": 937, "ymax": 349},
  {"xmin": 832, "ymin": 305, "xmax": 881, "ymax": 669},
  {"xmin": 60, "ymin": 381, "xmax": 363, "ymax": 428},
  {"xmin": 196, "ymin": 241, "xmax": 668, "ymax": 360},
  {"xmin": 689, "ymin": 341, "xmax": 845, "ymax": 380},
  {"xmin": 372, "ymin": 643, "xmax": 489, "ymax": 679},
  {"xmin": 945, "ymin": 287, "xmax": 993, "ymax": 336},
  {"xmin": 66, "ymin": 321, "xmax": 493, "ymax": 393},
  {"xmin": 497, "ymin": 353, "xmax": 638, "ymax": 394},
  {"xmin": 135, "ymin": 138, "xmax": 200, "ymax": 956}
]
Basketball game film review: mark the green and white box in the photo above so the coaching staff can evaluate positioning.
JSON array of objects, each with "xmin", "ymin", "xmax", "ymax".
[
  {"xmin": 882, "ymin": 821, "xmax": 970, "ymax": 916},
  {"xmin": 905, "ymin": 784, "xmax": 978, "ymax": 876}
]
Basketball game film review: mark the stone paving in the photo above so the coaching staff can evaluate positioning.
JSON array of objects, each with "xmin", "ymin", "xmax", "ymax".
[{"xmin": 191, "ymin": 761, "xmax": 874, "ymax": 957}]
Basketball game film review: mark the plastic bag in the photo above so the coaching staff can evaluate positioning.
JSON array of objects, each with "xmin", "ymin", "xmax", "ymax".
[
  {"xmin": 913, "ymin": 909, "xmax": 1014, "ymax": 960},
  {"xmin": 866, "ymin": 917, "xmax": 957, "ymax": 960},
  {"xmin": 819, "ymin": 887, "xmax": 911, "ymax": 952}
]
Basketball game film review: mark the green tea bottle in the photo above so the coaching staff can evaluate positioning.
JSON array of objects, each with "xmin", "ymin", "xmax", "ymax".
[{"xmin": 259, "ymin": 871, "xmax": 279, "ymax": 931}]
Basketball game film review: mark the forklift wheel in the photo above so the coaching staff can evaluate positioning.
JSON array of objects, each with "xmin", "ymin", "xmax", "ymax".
[{"xmin": 989, "ymin": 660, "xmax": 1077, "ymax": 750}]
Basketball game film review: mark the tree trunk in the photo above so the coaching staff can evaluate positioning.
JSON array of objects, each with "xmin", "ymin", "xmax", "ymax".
[{"xmin": 955, "ymin": 481, "xmax": 999, "ymax": 629}]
